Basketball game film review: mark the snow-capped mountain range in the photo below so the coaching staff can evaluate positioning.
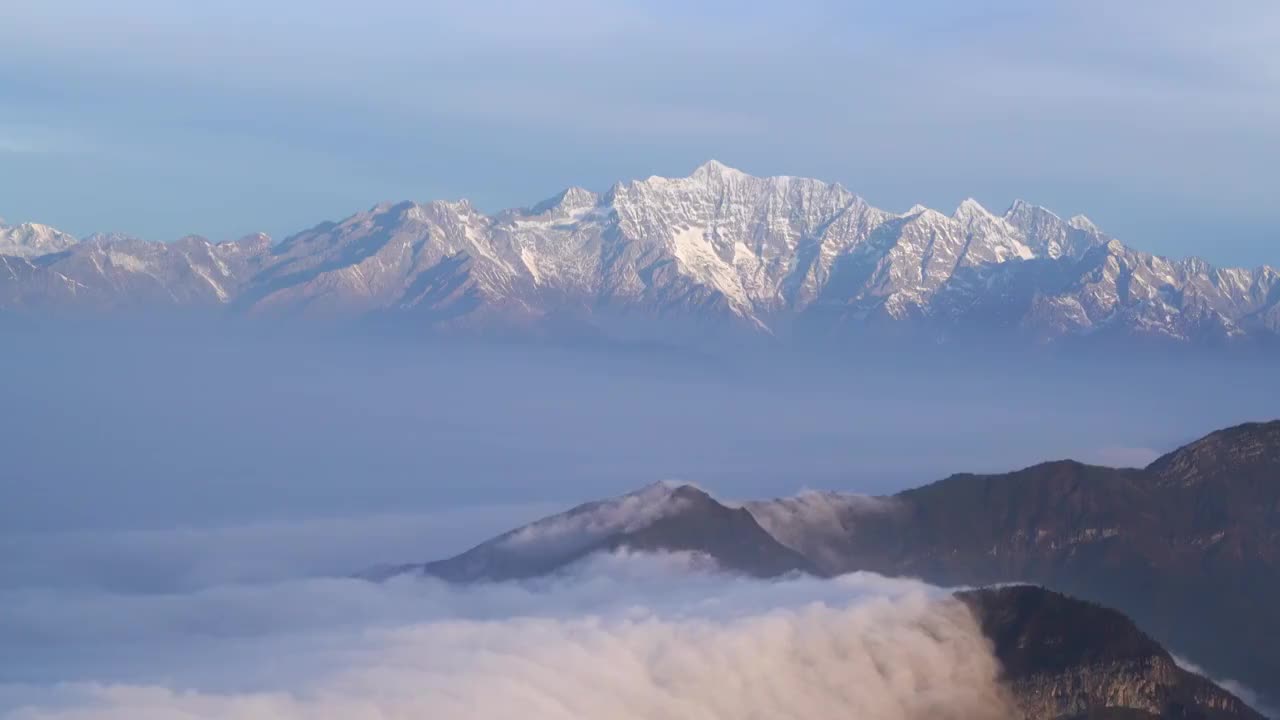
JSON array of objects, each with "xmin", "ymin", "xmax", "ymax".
[{"xmin": 4, "ymin": 160, "xmax": 1277, "ymax": 345}]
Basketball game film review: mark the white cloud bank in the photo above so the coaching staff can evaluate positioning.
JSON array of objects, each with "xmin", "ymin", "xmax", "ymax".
[{"xmin": 1, "ymin": 552, "xmax": 1015, "ymax": 720}]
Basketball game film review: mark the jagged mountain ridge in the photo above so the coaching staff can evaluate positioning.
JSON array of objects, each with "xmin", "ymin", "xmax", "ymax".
[
  {"xmin": 3, "ymin": 161, "xmax": 1278, "ymax": 344},
  {"xmin": 0, "ymin": 231, "xmax": 271, "ymax": 311}
]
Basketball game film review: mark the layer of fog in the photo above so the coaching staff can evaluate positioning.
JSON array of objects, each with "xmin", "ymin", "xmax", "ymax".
[
  {"xmin": 1, "ymin": 547, "xmax": 1015, "ymax": 720},
  {"xmin": 3, "ymin": 324, "xmax": 1277, "ymax": 536},
  {"xmin": 2, "ymin": 326, "xmax": 1274, "ymax": 718},
  {"xmin": 0, "ymin": 504, "xmax": 559, "ymax": 594}
]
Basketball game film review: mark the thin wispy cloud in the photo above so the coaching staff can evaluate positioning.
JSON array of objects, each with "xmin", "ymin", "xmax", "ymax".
[{"xmin": 0, "ymin": 126, "xmax": 79, "ymax": 155}]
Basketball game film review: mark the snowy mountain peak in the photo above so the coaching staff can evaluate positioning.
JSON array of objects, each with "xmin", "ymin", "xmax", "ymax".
[
  {"xmin": 82, "ymin": 231, "xmax": 144, "ymax": 246},
  {"xmin": 1069, "ymin": 214, "xmax": 1100, "ymax": 232},
  {"xmin": 1003, "ymin": 198, "xmax": 1069, "ymax": 227},
  {"xmin": 953, "ymin": 198, "xmax": 992, "ymax": 219},
  {"xmin": 430, "ymin": 198, "xmax": 477, "ymax": 214},
  {"xmin": 558, "ymin": 186, "xmax": 597, "ymax": 206},
  {"xmin": 688, "ymin": 159, "xmax": 748, "ymax": 182},
  {"xmin": 1002, "ymin": 198, "xmax": 1065, "ymax": 227},
  {"xmin": 11, "ymin": 221, "xmax": 56, "ymax": 233},
  {"xmin": 0, "ymin": 221, "xmax": 79, "ymax": 258},
  {"xmin": 1004, "ymin": 199, "xmax": 1035, "ymax": 216},
  {"xmin": 221, "ymin": 232, "xmax": 272, "ymax": 251},
  {"xmin": 529, "ymin": 186, "xmax": 599, "ymax": 216}
]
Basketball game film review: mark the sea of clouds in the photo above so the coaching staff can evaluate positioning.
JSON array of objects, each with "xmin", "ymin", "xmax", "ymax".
[
  {"xmin": 5, "ymin": 331, "xmax": 1275, "ymax": 719},
  {"xmin": 1, "ymin": 508, "xmax": 1016, "ymax": 720}
]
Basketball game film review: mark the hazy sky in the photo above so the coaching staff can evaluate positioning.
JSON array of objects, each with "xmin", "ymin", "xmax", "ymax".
[{"xmin": 1, "ymin": 0, "xmax": 1277, "ymax": 266}]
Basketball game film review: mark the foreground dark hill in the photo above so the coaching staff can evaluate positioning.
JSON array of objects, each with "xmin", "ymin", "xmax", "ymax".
[
  {"xmin": 791, "ymin": 421, "xmax": 1280, "ymax": 707},
  {"xmin": 388, "ymin": 420, "xmax": 1280, "ymax": 711},
  {"xmin": 386, "ymin": 531, "xmax": 1266, "ymax": 717},
  {"xmin": 961, "ymin": 586, "xmax": 1264, "ymax": 720}
]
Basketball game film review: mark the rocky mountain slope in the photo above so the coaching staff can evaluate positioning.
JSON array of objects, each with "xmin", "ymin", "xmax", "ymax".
[
  {"xmin": 753, "ymin": 420, "xmax": 1280, "ymax": 707},
  {"xmin": 960, "ymin": 586, "xmax": 1264, "ymax": 720},
  {"xmin": 379, "ymin": 498, "xmax": 1267, "ymax": 719},
  {"xmin": 385, "ymin": 420, "xmax": 1280, "ymax": 713},
  {"xmin": 4, "ymin": 162, "xmax": 1277, "ymax": 345}
]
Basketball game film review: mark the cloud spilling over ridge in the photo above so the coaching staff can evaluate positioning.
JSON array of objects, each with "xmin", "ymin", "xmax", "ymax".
[
  {"xmin": 1173, "ymin": 655, "xmax": 1278, "ymax": 720},
  {"xmin": 496, "ymin": 481, "xmax": 697, "ymax": 555},
  {"xmin": 2, "ymin": 552, "xmax": 1015, "ymax": 720},
  {"xmin": 743, "ymin": 491, "xmax": 898, "ymax": 568}
]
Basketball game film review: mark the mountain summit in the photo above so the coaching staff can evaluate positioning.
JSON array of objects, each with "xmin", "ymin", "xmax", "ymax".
[
  {"xmin": 3, "ymin": 163, "xmax": 1277, "ymax": 346},
  {"xmin": 377, "ymin": 482, "xmax": 817, "ymax": 582}
]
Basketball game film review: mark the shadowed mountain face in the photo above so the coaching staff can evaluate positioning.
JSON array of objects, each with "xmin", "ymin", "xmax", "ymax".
[
  {"xmin": 783, "ymin": 421, "xmax": 1280, "ymax": 707},
  {"xmin": 960, "ymin": 587, "xmax": 1264, "ymax": 720},
  {"xmin": 388, "ymin": 420, "xmax": 1280, "ymax": 713},
  {"xmin": 3, "ymin": 163, "xmax": 1278, "ymax": 347}
]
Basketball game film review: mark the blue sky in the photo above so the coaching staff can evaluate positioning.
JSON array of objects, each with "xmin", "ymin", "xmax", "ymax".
[{"xmin": 1, "ymin": 0, "xmax": 1277, "ymax": 266}]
